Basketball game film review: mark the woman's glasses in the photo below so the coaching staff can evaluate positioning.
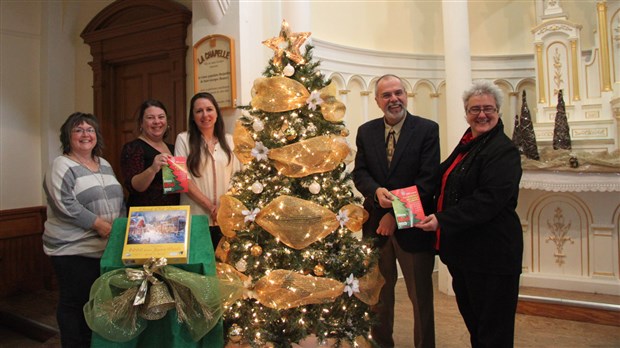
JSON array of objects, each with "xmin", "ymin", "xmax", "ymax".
[
  {"xmin": 72, "ymin": 127, "xmax": 96, "ymax": 135},
  {"xmin": 467, "ymin": 106, "xmax": 497, "ymax": 116}
]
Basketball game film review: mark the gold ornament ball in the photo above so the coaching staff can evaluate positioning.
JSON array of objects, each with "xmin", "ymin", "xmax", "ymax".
[
  {"xmin": 284, "ymin": 127, "xmax": 297, "ymax": 140},
  {"xmin": 221, "ymin": 240, "xmax": 231, "ymax": 252},
  {"xmin": 340, "ymin": 128, "xmax": 350, "ymax": 137},
  {"xmin": 228, "ymin": 323, "xmax": 242, "ymax": 343},
  {"xmin": 314, "ymin": 264, "xmax": 325, "ymax": 276},
  {"xmin": 250, "ymin": 244, "xmax": 263, "ymax": 257}
]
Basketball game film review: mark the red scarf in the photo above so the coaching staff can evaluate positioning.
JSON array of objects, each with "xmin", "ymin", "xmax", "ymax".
[{"xmin": 435, "ymin": 132, "xmax": 474, "ymax": 250}]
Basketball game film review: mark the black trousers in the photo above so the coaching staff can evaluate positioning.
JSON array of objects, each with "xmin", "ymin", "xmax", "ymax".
[
  {"xmin": 51, "ymin": 255, "xmax": 101, "ymax": 348},
  {"xmin": 209, "ymin": 225, "xmax": 223, "ymax": 251},
  {"xmin": 447, "ymin": 264, "xmax": 521, "ymax": 348}
]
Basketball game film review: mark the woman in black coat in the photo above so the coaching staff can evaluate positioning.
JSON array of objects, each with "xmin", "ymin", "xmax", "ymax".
[{"xmin": 416, "ymin": 80, "xmax": 523, "ymax": 348}]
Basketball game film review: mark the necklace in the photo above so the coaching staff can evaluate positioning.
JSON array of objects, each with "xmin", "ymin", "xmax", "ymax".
[
  {"xmin": 68, "ymin": 153, "xmax": 105, "ymax": 186},
  {"xmin": 202, "ymin": 135, "xmax": 218, "ymax": 154},
  {"xmin": 66, "ymin": 153, "xmax": 112, "ymax": 219}
]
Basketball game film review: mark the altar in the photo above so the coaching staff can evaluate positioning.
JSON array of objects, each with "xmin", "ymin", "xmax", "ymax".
[{"xmin": 517, "ymin": 170, "xmax": 620, "ymax": 295}]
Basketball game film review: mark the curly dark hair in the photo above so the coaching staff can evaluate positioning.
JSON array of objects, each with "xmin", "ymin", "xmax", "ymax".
[{"xmin": 59, "ymin": 112, "xmax": 104, "ymax": 158}]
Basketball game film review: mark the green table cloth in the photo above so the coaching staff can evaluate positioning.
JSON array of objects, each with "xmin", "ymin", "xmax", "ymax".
[{"xmin": 91, "ymin": 215, "xmax": 224, "ymax": 348}]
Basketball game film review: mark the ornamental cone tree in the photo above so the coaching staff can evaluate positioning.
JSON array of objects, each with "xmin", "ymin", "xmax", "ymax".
[
  {"xmin": 552, "ymin": 89, "xmax": 571, "ymax": 150},
  {"xmin": 217, "ymin": 21, "xmax": 381, "ymax": 348},
  {"xmin": 517, "ymin": 90, "xmax": 540, "ymax": 160},
  {"xmin": 512, "ymin": 113, "xmax": 522, "ymax": 154}
]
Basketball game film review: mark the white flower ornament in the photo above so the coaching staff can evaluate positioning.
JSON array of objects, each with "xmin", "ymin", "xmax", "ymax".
[
  {"xmin": 251, "ymin": 141, "xmax": 269, "ymax": 161},
  {"xmin": 343, "ymin": 273, "xmax": 360, "ymax": 297},
  {"xmin": 306, "ymin": 91, "xmax": 323, "ymax": 111},
  {"xmin": 336, "ymin": 209, "xmax": 349, "ymax": 228},
  {"xmin": 242, "ymin": 208, "xmax": 260, "ymax": 223}
]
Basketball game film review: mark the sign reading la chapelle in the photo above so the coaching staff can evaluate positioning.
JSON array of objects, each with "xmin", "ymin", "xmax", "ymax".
[{"xmin": 193, "ymin": 34, "xmax": 236, "ymax": 109}]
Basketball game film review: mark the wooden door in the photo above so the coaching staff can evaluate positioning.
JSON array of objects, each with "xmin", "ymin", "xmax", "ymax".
[
  {"xmin": 107, "ymin": 58, "xmax": 176, "ymax": 182},
  {"xmin": 81, "ymin": 0, "xmax": 191, "ymax": 182}
]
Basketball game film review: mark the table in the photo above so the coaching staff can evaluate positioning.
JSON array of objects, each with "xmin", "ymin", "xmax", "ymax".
[{"xmin": 91, "ymin": 215, "xmax": 224, "ymax": 347}]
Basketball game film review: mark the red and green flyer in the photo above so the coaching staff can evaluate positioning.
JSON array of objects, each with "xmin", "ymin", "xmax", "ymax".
[
  {"xmin": 390, "ymin": 185, "xmax": 425, "ymax": 229},
  {"xmin": 162, "ymin": 156, "xmax": 188, "ymax": 194}
]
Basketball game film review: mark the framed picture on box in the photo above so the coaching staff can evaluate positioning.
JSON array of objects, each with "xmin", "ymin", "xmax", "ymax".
[{"xmin": 122, "ymin": 205, "xmax": 191, "ymax": 265}]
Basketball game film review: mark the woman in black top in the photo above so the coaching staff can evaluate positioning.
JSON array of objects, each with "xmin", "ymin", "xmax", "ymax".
[{"xmin": 120, "ymin": 99, "xmax": 180, "ymax": 208}]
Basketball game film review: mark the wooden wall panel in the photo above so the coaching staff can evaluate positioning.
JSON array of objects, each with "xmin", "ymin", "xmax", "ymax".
[{"xmin": 0, "ymin": 206, "xmax": 52, "ymax": 297}]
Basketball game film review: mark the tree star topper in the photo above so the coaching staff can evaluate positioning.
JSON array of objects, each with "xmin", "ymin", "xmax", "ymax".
[{"xmin": 262, "ymin": 20, "xmax": 311, "ymax": 65}]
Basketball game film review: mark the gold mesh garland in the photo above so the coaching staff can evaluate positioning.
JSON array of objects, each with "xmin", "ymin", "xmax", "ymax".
[
  {"xmin": 319, "ymin": 83, "xmax": 346, "ymax": 123},
  {"xmin": 232, "ymin": 121, "xmax": 255, "ymax": 164},
  {"xmin": 253, "ymin": 270, "xmax": 344, "ymax": 309},
  {"xmin": 269, "ymin": 135, "xmax": 350, "ymax": 177},
  {"xmin": 232, "ymin": 127, "xmax": 351, "ymax": 177},
  {"xmin": 218, "ymin": 195, "xmax": 367, "ymax": 247},
  {"xmin": 251, "ymin": 77, "xmax": 309, "ymax": 113},
  {"xmin": 339, "ymin": 204, "xmax": 369, "ymax": 232},
  {"xmin": 354, "ymin": 265, "xmax": 384, "ymax": 306},
  {"xmin": 216, "ymin": 262, "xmax": 252, "ymax": 307},
  {"xmin": 217, "ymin": 195, "xmax": 248, "ymax": 238},
  {"xmin": 255, "ymin": 195, "xmax": 340, "ymax": 249},
  {"xmin": 215, "ymin": 265, "xmax": 384, "ymax": 310}
]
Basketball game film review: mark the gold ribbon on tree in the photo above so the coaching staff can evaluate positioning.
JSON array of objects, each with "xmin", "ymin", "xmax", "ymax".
[
  {"xmin": 249, "ymin": 76, "xmax": 346, "ymax": 121},
  {"xmin": 251, "ymin": 77, "xmax": 309, "ymax": 113},
  {"xmin": 215, "ymin": 262, "xmax": 253, "ymax": 307},
  {"xmin": 217, "ymin": 195, "xmax": 367, "ymax": 248},
  {"xmin": 232, "ymin": 120, "xmax": 255, "ymax": 164},
  {"xmin": 269, "ymin": 135, "xmax": 350, "ymax": 177},
  {"xmin": 233, "ymin": 122, "xmax": 350, "ymax": 177},
  {"xmin": 254, "ymin": 270, "xmax": 344, "ymax": 309},
  {"xmin": 319, "ymin": 82, "xmax": 346, "ymax": 122},
  {"xmin": 214, "ymin": 264, "xmax": 384, "ymax": 310}
]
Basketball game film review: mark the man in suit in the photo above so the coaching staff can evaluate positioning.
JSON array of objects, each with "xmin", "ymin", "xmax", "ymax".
[{"xmin": 353, "ymin": 74, "xmax": 439, "ymax": 348}]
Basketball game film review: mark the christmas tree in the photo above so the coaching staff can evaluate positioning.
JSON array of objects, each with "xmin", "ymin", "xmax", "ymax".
[
  {"xmin": 552, "ymin": 89, "xmax": 571, "ymax": 150},
  {"xmin": 516, "ymin": 90, "xmax": 540, "ymax": 160},
  {"xmin": 512, "ymin": 113, "xmax": 522, "ymax": 153},
  {"xmin": 216, "ymin": 21, "xmax": 382, "ymax": 348}
]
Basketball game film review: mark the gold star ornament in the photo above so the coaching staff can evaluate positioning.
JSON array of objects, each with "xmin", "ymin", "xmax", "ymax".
[{"xmin": 262, "ymin": 20, "xmax": 311, "ymax": 65}]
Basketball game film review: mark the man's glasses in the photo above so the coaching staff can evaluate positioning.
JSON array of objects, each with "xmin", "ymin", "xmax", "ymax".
[
  {"xmin": 467, "ymin": 106, "xmax": 497, "ymax": 116},
  {"xmin": 72, "ymin": 127, "xmax": 96, "ymax": 135}
]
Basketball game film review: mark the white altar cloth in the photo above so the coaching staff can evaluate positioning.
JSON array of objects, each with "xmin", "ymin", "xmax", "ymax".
[{"xmin": 520, "ymin": 170, "xmax": 620, "ymax": 192}]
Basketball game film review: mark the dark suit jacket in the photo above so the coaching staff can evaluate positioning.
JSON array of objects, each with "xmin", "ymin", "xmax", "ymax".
[{"xmin": 353, "ymin": 113, "xmax": 440, "ymax": 253}]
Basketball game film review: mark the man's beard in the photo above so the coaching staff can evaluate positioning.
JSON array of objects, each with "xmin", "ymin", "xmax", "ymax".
[{"xmin": 385, "ymin": 103, "xmax": 406, "ymax": 120}]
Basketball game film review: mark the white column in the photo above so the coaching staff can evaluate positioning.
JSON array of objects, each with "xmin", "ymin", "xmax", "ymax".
[
  {"xmin": 507, "ymin": 91, "xmax": 520, "ymax": 137},
  {"xmin": 361, "ymin": 91, "xmax": 371, "ymax": 123},
  {"xmin": 440, "ymin": 0, "xmax": 472, "ymax": 296},
  {"xmin": 430, "ymin": 92, "xmax": 440, "ymax": 124},
  {"xmin": 442, "ymin": 0, "xmax": 471, "ymax": 150},
  {"xmin": 281, "ymin": 2, "xmax": 311, "ymax": 32},
  {"xmin": 339, "ymin": 90, "xmax": 349, "ymax": 106}
]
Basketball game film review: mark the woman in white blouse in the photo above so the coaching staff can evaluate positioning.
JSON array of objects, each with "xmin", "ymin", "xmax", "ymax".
[{"xmin": 175, "ymin": 92, "xmax": 241, "ymax": 249}]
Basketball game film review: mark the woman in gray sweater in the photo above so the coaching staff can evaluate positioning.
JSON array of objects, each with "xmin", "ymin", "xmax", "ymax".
[{"xmin": 43, "ymin": 112, "xmax": 124, "ymax": 347}]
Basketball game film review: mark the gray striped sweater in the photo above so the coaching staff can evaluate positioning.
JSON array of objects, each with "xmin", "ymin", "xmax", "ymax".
[{"xmin": 43, "ymin": 155, "xmax": 125, "ymax": 257}]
